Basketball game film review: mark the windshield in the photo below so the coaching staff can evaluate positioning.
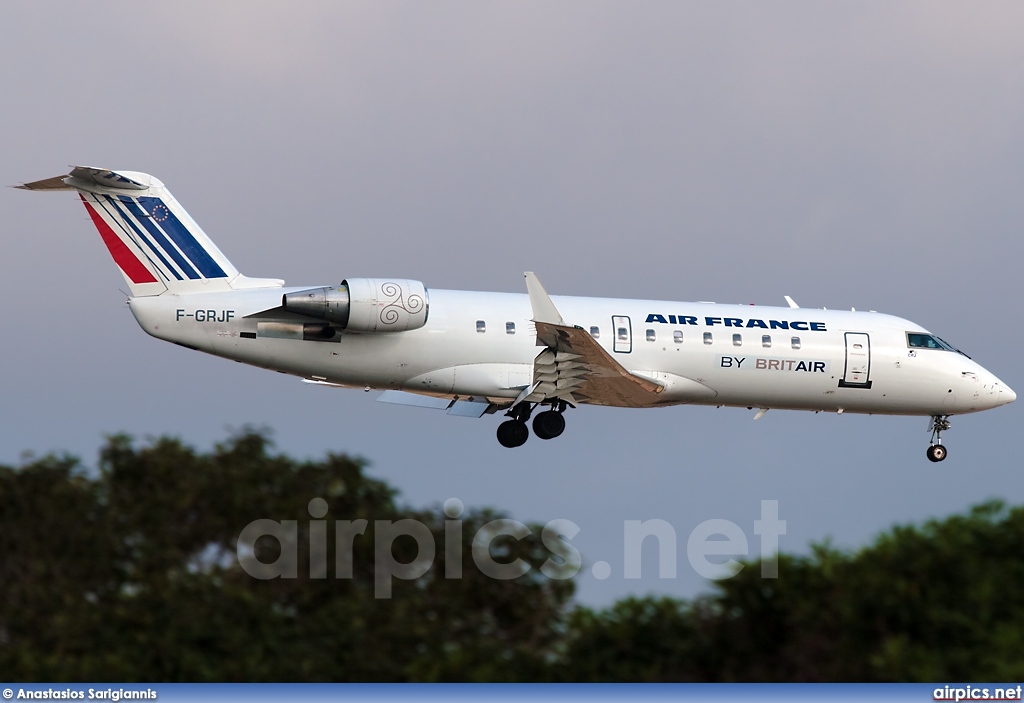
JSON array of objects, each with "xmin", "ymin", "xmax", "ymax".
[{"xmin": 907, "ymin": 332, "xmax": 970, "ymax": 358}]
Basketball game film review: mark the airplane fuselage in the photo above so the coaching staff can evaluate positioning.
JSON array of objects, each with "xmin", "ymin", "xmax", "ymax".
[{"xmin": 129, "ymin": 289, "xmax": 1013, "ymax": 418}]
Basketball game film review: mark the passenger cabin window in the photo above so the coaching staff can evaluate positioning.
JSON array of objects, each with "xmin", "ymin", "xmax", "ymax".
[
  {"xmin": 907, "ymin": 332, "xmax": 965, "ymax": 355},
  {"xmin": 618, "ymin": 327, "xmax": 629, "ymax": 341},
  {"xmin": 762, "ymin": 335, "xmax": 772, "ymax": 348},
  {"xmin": 791, "ymin": 336, "xmax": 801, "ymax": 350},
  {"xmin": 476, "ymin": 320, "xmax": 486, "ymax": 333},
  {"xmin": 732, "ymin": 333, "xmax": 742, "ymax": 347},
  {"xmin": 703, "ymin": 332, "xmax": 713, "ymax": 345},
  {"xmin": 646, "ymin": 329, "xmax": 656, "ymax": 342},
  {"xmin": 673, "ymin": 330, "xmax": 683, "ymax": 344},
  {"xmin": 506, "ymin": 322, "xmax": 516, "ymax": 335},
  {"xmin": 590, "ymin": 326, "xmax": 600, "ymax": 339}
]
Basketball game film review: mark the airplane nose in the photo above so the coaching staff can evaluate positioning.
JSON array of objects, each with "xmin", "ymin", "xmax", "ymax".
[{"xmin": 1003, "ymin": 384, "xmax": 1016, "ymax": 405}]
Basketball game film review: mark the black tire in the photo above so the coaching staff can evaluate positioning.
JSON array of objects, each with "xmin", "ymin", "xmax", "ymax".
[
  {"xmin": 532, "ymin": 410, "xmax": 566, "ymax": 440},
  {"xmin": 497, "ymin": 420, "xmax": 529, "ymax": 448},
  {"xmin": 927, "ymin": 444, "xmax": 948, "ymax": 462}
]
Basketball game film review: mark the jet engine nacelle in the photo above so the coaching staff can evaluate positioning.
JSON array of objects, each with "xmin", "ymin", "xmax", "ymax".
[{"xmin": 282, "ymin": 278, "xmax": 428, "ymax": 333}]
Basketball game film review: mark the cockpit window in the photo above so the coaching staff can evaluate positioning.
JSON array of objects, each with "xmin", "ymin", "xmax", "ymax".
[
  {"xmin": 937, "ymin": 337, "xmax": 968, "ymax": 357},
  {"xmin": 907, "ymin": 332, "xmax": 968, "ymax": 357}
]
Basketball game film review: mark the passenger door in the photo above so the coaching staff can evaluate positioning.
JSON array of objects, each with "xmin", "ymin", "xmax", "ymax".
[
  {"xmin": 839, "ymin": 332, "xmax": 872, "ymax": 388},
  {"xmin": 612, "ymin": 315, "xmax": 632, "ymax": 354}
]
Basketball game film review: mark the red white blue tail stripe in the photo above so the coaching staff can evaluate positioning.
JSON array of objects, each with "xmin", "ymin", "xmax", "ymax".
[
  {"xmin": 18, "ymin": 166, "xmax": 282, "ymax": 297},
  {"xmin": 82, "ymin": 190, "xmax": 233, "ymax": 285}
]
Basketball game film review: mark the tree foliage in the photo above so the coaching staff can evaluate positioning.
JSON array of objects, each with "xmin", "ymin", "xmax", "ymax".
[
  {"xmin": 1, "ymin": 431, "xmax": 1022, "ymax": 681},
  {"xmin": 559, "ymin": 501, "xmax": 1024, "ymax": 681},
  {"xmin": 0, "ymin": 431, "xmax": 570, "ymax": 681}
]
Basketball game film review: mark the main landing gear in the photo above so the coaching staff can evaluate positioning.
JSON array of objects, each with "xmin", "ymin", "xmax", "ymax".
[
  {"xmin": 496, "ymin": 401, "xmax": 568, "ymax": 448},
  {"xmin": 927, "ymin": 415, "xmax": 951, "ymax": 462}
]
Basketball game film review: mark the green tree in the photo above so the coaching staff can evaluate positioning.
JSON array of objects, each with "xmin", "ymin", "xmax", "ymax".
[
  {"xmin": 558, "ymin": 501, "xmax": 1024, "ymax": 681},
  {"xmin": 0, "ymin": 431, "xmax": 572, "ymax": 681},
  {"xmin": 4, "ymin": 431, "xmax": 1024, "ymax": 682}
]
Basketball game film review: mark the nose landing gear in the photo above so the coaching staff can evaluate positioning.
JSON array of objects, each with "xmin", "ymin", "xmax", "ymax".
[
  {"xmin": 927, "ymin": 415, "xmax": 951, "ymax": 462},
  {"xmin": 496, "ymin": 401, "xmax": 568, "ymax": 447}
]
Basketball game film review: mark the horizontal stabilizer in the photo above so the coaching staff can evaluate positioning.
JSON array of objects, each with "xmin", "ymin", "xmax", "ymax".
[
  {"xmin": 66, "ymin": 166, "xmax": 150, "ymax": 191},
  {"xmin": 18, "ymin": 166, "xmax": 150, "ymax": 193},
  {"xmin": 16, "ymin": 175, "xmax": 75, "ymax": 191}
]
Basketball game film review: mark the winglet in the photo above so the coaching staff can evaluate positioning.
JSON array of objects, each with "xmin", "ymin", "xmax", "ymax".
[
  {"xmin": 524, "ymin": 272, "xmax": 565, "ymax": 325},
  {"xmin": 784, "ymin": 295, "xmax": 800, "ymax": 309}
]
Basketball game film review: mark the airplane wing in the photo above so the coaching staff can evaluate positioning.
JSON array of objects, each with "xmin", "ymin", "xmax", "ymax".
[{"xmin": 521, "ymin": 272, "xmax": 665, "ymax": 408}]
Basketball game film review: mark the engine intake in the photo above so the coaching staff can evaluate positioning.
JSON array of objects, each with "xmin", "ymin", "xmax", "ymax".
[{"xmin": 282, "ymin": 278, "xmax": 428, "ymax": 333}]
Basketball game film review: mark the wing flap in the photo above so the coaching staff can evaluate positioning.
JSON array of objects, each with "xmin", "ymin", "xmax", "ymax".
[
  {"xmin": 377, "ymin": 390, "xmax": 453, "ymax": 410},
  {"xmin": 528, "ymin": 321, "xmax": 665, "ymax": 407},
  {"xmin": 522, "ymin": 271, "xmax": 666, "ymax": 407},
  {"xmin": 378, "ymin": 390, "xmax": 494, "ymax": 417}
]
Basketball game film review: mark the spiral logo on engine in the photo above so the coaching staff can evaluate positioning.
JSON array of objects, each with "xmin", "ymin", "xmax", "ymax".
[{"xmin": 379, "ymin": 281, "xmax": 424, "ymax": 325}]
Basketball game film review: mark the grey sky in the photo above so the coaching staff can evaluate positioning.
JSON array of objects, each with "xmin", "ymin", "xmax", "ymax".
[{"xmin": 2, "ymin": 2, "xmax": 1022, "ymax": 605}]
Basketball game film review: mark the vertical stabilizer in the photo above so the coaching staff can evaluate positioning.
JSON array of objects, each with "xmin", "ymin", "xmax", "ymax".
[{"xmin": 19, "ymin": 167, "xmax": 283, "ymax": 296}]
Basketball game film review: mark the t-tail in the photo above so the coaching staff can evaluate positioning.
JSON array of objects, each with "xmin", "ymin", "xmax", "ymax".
[{"xmin": 18, "ymin": 167, "xmax": 283, "ymax": 297}]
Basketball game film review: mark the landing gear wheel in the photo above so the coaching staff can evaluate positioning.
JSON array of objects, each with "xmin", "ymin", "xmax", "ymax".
[
  {"xmin": 532, "ymin": 410, "xmax": 566, "ymax": 440},
  {"xmin": 926, "ymin": 415, "xmax": 952, "ymax": 463},
  {"xmin": 497, "ymin": 420, "xmax": 529, "ymax": 448}
]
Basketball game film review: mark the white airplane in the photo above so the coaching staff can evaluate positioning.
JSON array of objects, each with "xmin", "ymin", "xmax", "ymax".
[{"xmin": 20, "ymin": 167, "xmax": 1015, "ymax": 460}]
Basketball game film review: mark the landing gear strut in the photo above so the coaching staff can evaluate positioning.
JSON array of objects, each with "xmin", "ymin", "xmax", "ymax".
[
  {"xmin": 927, "ymin": 415, "xmax": 951, "ymax": 462},
  {"xmin": 496, "ymin": 401, "xmax": 568, "ymax": 447}
]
